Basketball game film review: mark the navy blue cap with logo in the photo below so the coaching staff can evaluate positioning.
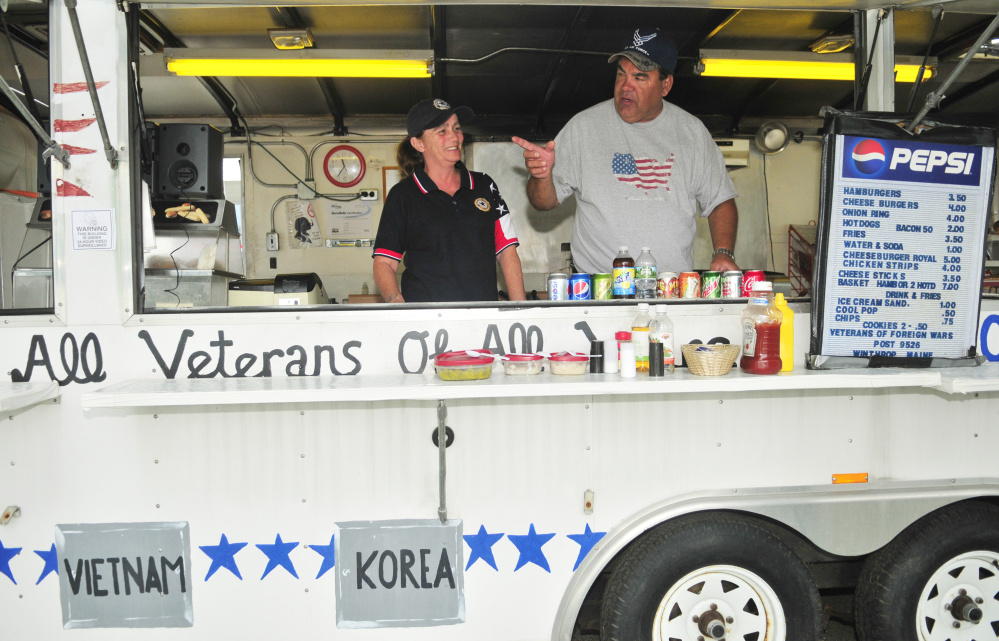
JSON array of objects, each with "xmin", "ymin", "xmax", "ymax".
[
  {"xmin": 406, "ymin": 98, "xmax": 474, "ymax": 138},
  {"xmin": 608, "ymin": 28, "xmax": 678, "ymax": 76}
]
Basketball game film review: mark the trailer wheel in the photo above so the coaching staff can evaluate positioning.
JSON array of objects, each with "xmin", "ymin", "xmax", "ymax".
[
  {"xmin": 854, "ymin": 500, "xmax": 999, "ymax": 641},
  {"xmin": 599, "ymin": 512, "xmax": 822, "ymax": 641}
]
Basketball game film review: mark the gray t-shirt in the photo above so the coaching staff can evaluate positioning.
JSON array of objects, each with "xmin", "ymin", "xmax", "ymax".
[{"xmin": 552, "ymin": 99, "xmax": 738, "ymax": 274}]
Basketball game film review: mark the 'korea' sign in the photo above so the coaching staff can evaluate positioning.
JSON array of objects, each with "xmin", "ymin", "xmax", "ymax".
[{"xmin": 335, "ymin": 519, "xmax": 464, "ymax": 628}]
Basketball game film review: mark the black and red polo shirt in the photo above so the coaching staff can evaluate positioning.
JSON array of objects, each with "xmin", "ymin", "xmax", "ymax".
[{"xmin": 373, "ymin": 162, "xmax": 519, "ymax": 302}]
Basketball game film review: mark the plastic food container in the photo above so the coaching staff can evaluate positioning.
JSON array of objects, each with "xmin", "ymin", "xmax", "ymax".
[
  {"xmin": 434, "ymin": 350, "xmax": 494, "ymax": 381},
  {"xmin": 502, "ymin": 353, "xmax": 544, "ymax": 376},
  {"xmin": 548, "ymin": 352, "xmax": 589, "ymax": 376}
]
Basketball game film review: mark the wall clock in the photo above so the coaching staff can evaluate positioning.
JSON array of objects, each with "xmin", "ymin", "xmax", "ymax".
[{"xmin": 323, "ymin": 145, "xmax": 366, "ymax": 188}]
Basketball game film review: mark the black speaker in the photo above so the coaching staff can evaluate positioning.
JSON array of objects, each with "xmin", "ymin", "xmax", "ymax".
[{"xmin": 152, "ymin": 124, "xmax": 223, "ymax": 199}]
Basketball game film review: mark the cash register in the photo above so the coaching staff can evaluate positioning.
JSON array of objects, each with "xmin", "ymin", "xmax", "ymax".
[{"xmin": 227, "ymin": 273, "xmax": 328, "ymax": 306}]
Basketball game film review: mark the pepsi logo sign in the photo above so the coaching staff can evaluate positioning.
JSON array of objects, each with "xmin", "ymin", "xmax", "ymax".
[
  {"xmin": 841, "ymin": 135, "xmax": 983, "ymax": 186},
  {"xmin": 851, "ymin": 139, "xmax": 886, "ymax": 175}
]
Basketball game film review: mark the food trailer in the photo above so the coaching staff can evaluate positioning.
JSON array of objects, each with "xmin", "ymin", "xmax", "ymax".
[{"xmin": 1, "ymin": 1, "xmax": 999, "ymax": 640}]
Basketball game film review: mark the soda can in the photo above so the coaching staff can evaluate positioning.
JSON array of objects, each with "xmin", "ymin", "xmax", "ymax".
[
  {"xmin": 742, "ymin": 270, "xmax": 765, "ymax": 297},
  {"xmin": 721, "ymin": 271, "xmax": 743, "ymax": 298},
  {"xmin": 701, "ymin": 271, "xmax": 721, "ymax": 298},
  {"xmin": 569, "ymin": 273, "xmax": 592, "ymax": 300},
  {"xmin": 679, "ymin": 272, "xmax": 701, "ymax": 299},
  {"xmin": 657, "ymin": 272, "xmax": 679, "ymax": 299},
  {"xmin": 592, "ymin": 273, "xmax": 613, "ymax": 300},
  {"xmin": 548, "ymin": 272, "xmax": 568, "ymax": 301}
]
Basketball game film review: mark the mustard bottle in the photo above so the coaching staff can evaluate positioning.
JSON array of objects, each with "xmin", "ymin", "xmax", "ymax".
[{"xmin": 774, "ymin": 293, "xmax": 794, "ymax": 372}]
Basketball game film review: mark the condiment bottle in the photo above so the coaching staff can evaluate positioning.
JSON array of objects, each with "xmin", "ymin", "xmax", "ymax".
[
  {"xmin": 739, "ymin": 281, "xmax": 782, "ymax": 375},
  {"xmin": 631, "ymin": 303, "xmax": 652, "ymax": 372},
  {"xmin": 619, "ymin": 342, "xmax": 637, "ymax": 378},
  {"xmin": 774, "ymin": 293, "xmax": 794, "ymax": 372},
  {"xmin": 649, "ymin": 304, "xmax": 675, "ymax": 372},
  {"xmin": 613, "ymin": 247, "xmax": 635, "ymax": 299},
  {"xmin": 615, "ymin": 331, "xmax": 631, "ymax": 369}
]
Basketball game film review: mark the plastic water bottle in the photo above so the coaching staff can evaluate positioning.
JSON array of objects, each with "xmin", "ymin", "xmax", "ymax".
[{"xmin": 636, "ymin": 247, "xmax": 657, "ymax": 299}]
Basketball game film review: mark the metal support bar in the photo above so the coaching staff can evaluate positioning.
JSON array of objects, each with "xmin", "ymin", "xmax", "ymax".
[
  {"xmin": 64, "ymin": 0, "xmax": 117, "ymax": 169},
  {"xmin": 437, "ymin": 400, "xmax": 447, "ymax": 524},
  {"xmin": 431, "ymin": 6, "xmax": 448, "ymax": 99},
  {"xmin": 535, "ymin": 7, "xmax": 591, "ymax": 133},
  {"xmin": 0, "ymin": 72, "xmax": 69, "ymax": 168},
  {"xmin": 906, "ymin": 6, "xmax": 944, "ymax": 113},
  {"xmin": 907, "ymin": 11, "xmax": 999, "ymax": 133},
  {"xmin": 276, "ymin": 7, "xmax": 345, "ymax": 136}
]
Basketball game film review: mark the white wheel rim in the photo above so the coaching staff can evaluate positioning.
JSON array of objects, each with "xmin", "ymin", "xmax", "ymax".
[
  {"xmin": 917, "ymin": 550, "xmax": 999, "ymax": 641},
  {"xmin": 652, "ymin": 564, "xmax": 786, "ymax": 641}
]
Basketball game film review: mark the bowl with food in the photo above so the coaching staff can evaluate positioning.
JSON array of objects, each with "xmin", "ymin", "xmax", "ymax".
[
  {"xmin": 501, "ymin": 353, "xmax": 545, "ymax": 376},
  {"xmin": 547, "ymin": 351, "xmax": 589, "ymax": 376},
  {"xmin": 434, "ymin": 350, "xmax": 495, "ymax": 381}
]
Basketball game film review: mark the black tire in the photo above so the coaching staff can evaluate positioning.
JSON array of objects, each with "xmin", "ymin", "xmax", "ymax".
[
  {"xmin": 600, "ymin": 511, "xmax": 822, "ymax": 641},
  {"xmin": 854, "ymin": 500, "xmax": 999, "ymax": 641}
]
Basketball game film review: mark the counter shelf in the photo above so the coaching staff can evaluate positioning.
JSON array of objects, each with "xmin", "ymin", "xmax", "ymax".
[
  {"xmin": 79, "ymin": 365, "xmax": 967, "ymax": 409},
  {"xmin": 0, "ymin": 381, "xmax": 61, "ymax": 413}
]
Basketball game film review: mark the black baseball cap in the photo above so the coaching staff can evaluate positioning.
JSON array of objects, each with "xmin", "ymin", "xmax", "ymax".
[
  {"xmin": 406, "ymin": 98, "xmax": 474, "ymax": 138},
  {"xmin": 608, "ymin": 28, "xmax": 678, "ymax": 75}
]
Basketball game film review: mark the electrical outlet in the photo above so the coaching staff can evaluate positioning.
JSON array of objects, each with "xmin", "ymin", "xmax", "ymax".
[
  {"xmin": 359, "ymin": 189, "xmax": 379, "ymax": 201},
  {"xmin": 266, "ymin": 232, "xmax": 279, "ymax": 251}
]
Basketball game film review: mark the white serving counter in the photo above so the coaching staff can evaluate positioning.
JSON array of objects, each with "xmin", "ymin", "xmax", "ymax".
[{"xmin": 78, "ymin": 362, "xmax": 999, "ymax": 408}]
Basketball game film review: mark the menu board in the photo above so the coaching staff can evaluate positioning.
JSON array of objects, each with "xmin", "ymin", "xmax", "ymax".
[{"xmin": 809, "ymin": 114, "xmax": 995, "ymax": 369}]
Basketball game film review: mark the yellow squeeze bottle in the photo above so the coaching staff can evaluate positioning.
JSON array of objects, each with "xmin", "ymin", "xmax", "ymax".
[{"xmin": 774, "ymin": 293, "xmax": 794, "ymax": 372}]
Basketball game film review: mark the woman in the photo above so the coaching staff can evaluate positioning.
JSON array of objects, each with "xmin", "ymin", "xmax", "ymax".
[{"xmin": 372, "ymin": 99, "xmax": 526, "ymax": 303}]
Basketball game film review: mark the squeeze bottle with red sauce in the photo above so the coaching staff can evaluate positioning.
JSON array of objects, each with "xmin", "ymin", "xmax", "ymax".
[{"xmin": 740, "ymin": 281, "xmax": 783, "ymax": 375}]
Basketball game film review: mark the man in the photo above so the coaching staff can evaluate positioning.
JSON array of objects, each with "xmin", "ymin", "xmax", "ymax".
[{"xmin": 513, "ymin": 28, "xmax": 739, "ymax": 275}]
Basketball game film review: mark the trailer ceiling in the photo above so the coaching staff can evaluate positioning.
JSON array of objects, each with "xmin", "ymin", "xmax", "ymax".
[{"xmin": 2, "ymin": 1, "xmax": 998, "ymax": 136}]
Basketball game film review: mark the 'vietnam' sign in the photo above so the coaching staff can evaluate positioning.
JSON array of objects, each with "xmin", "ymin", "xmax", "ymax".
[{"xmin": 55, "ymin": 522, "xmax": 193, "ymax": 628}]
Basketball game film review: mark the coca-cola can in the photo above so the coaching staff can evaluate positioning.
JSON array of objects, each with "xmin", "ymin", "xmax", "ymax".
[
  {"xmin": 742, "ymin": 270, "xmax": 765, "ymax": 297},
  {"xmin": 679, "ymin": 272, "xmax": 701, "ymax": 299},
  {"xmin": 721, "ymin": 271, "xmax": 743, "ymax": 298},
  {"xmin": 657, "ymin": 272, "xmax": 679, "ymax": 299}
]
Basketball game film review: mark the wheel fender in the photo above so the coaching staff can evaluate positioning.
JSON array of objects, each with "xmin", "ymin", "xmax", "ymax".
[{"xmin": 551, "ymin": 478, "xmax": 999, "ymax": 641}]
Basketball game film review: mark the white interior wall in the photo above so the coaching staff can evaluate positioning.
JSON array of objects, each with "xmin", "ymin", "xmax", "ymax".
[{"xmin": 237, "ymin": 134, "xmax": 827, "ymax": 303}]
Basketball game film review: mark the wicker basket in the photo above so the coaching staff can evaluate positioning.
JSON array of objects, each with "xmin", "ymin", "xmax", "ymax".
[{"xmin": 681, "ymin": 344, "xmax": 741, "ymax": 376}]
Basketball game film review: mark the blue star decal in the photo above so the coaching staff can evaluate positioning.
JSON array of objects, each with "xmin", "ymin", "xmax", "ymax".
[
  {"xmin": 507, "ymin": 523, "xmax": 555, "ymax": 572},
  {"xmin": 34, "ymin": 544, "xmax": 59, "ymax": 584},
  {"xmin": 0, "ymin": 539, "xmax": 22, "ymax": 584},
  {"xmin": 309, "ymin": 535, "xmax": 336, "ymax": 579},
  {"xmin": 567, "ymin": 524, "xmax": 606, "ymax": 571},
  {"xmin": 257, "ymin": 534, "xmax": 299, "ymax": 580},
  {"xmin": 463, "ymin": 525, "xmax": 504, "ymax": 571},
  {"xmin": 200, "ymin": 533, "xmax": 247, "ymax": 581}
]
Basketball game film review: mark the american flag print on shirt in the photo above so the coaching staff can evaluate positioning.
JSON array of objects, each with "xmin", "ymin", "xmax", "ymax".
[{"xmin": 612, "ymin": 152, "xmax": 673, "ymax": 191}]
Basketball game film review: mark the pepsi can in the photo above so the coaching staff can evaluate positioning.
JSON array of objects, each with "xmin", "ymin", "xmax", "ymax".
[
  {"xmin": 569, "ymin": 273, "xmax": 592, "ymax": 300},
  {"xmin": 548, "ymin": 272, "xmax": 569, "ymax": 301}
]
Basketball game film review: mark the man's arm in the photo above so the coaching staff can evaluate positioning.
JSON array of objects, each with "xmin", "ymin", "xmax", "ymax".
[
  {"xmin": 373, "ymin": 255, "xmax": 404, "ymax": 303},
  {"xmin": 497, "ymin": 246, "xmax": 526, "ymax": 301},
  {"xmin": 707, "ymin": 198, "xmax": 739, "ymax": 272},
  {"xmin": 512, "ymin": 137, "xmax": 559, "ymax": 211}
]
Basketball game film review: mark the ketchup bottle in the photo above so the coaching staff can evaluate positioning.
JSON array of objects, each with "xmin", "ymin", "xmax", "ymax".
[
  {"xmin": 740, "ymin": 281, "xmax": 783, "ymax": 375},
  {"xmin": 613, "ymin": 247, "xmax": 635, "ymax": 299}
]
